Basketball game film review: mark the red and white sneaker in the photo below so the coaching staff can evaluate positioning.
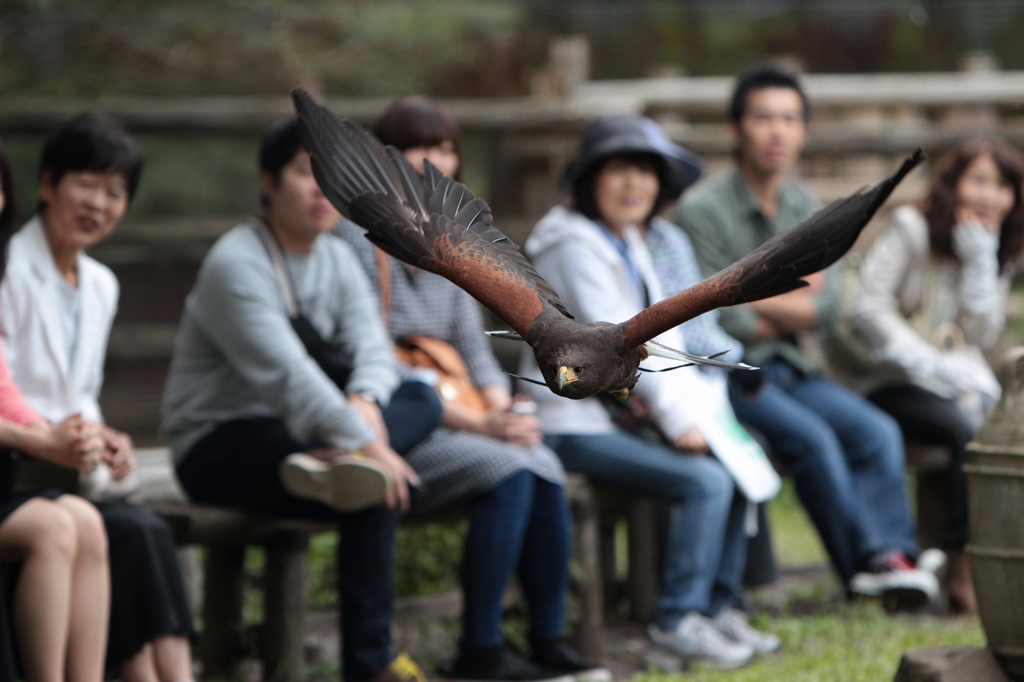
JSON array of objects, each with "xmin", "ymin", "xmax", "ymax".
[{"xmin": 850, "ymin": 551, "xmax": 939, "ymax": 609}]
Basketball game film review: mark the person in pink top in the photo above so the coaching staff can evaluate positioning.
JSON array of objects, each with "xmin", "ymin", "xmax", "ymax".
[{"xmin": 0, "ymin": 137, "xmax": 110, "ymax": 682}]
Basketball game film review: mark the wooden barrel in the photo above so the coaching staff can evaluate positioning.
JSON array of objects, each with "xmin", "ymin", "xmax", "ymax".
[{"xmin": 966, "ymin": 348, "xmax": 1024, "ymax": 681}]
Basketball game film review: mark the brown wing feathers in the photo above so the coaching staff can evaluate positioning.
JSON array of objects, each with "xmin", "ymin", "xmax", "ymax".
[
  {"xmin": 719, "ymin": 147, "xmax": 925, "ymax": 307},
  {"xmin": 622, "ymin": 149, "xmax": 925, "ymax": 349},
  {"xmin": 292, "ymin": 88, "xmax": 576, "ymax": 337}
]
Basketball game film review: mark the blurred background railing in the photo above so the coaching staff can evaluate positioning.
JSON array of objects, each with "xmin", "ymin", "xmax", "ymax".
[{"xmin": 5, "ymin": 1, "xmax": 1024, "ymax": 442}]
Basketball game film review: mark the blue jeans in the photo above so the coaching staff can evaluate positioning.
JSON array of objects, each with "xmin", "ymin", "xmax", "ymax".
[
  {"xmin": 545, "ymin": 431, "xmax": 746, "ymax": 631},
  {"xmin": 462, "ymin": 470, "xmax": 570, "ymax": 647},
  {"xmin": 728, "ymin": 359, "xmax": 917, "ymax": 583},
  {"xmin": 176, "ymin": 380, "xmax": 442, "ymax": 681}
]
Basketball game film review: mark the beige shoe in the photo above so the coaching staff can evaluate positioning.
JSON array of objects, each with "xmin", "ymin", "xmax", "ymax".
[{"xmin": 280, "ymin": 452, "xmax": 388, "ymax": 512}]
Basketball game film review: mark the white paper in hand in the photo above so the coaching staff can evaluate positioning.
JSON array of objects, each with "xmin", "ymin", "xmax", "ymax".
[{"xmin": 676, "ymin": 374, "xmax": 781, "ymax": 503}]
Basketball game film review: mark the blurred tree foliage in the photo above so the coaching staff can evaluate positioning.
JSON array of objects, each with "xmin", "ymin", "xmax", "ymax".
[
  {"xmin": 525, "ymin": 0, "xmax": 1024, "ymax": 77},
  {"xmin": 4, "ymin": 1, "xmax": 1024, "ymax": 100},
  {"xmin": 0, "ymin": 0, "xmax": 525, "ymax": 96}
]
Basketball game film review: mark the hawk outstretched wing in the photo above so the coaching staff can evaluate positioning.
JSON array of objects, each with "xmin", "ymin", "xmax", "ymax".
[
  {"xmin": 294, "ymin": 87, "xmax": 923, "ymax": 399},
  {"xmin": 621, "ymin": 149, "xmax": 925, "ymax": 349},
  {"xmin": 293, "ymin": 88, "xmax": 574, "ymax": 343}
]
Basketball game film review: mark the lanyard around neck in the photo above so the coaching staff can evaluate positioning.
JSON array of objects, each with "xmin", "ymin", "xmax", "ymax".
[{"xmin": 597, "ymin": 222, "xmax": 649, "ymax": 307}]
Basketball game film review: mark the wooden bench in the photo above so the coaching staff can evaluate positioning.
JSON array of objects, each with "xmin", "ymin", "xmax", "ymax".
[
  {"xmin": 135, "ymin": 449, "xmax": 605, "ymax": 682},
  {"xmin": 592, "ymin": 490, "xmax": 661, "ymax": 624},
  {"xmin": 904, "ymin": 440, "xmax": 954, "ymax": 552}
]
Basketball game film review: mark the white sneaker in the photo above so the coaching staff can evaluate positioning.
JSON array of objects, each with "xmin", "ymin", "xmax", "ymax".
[
  {"xmin": 917, "ymin": 548, "xmax": 948, "ymax": 579},
  {"xmin": 647, "ymin": 612, "xmax": 755, "ymax": 670},
  {"xmin": 712, "ymin": 607, "xmax": 781, "ymax": 655},
  {"xmin": 280, "ymin": 452, "xmax": 388, "ymax": 512},
  {"xmin": 850, "ymin": 569, "xmax": 939, "ymax": 598},
  {"xmin": 849, "ymin": 552, "xmax": 940, "ymax": 607}
]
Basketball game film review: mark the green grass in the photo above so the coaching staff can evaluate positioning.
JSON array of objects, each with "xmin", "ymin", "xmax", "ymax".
[
  {"xmin": 765, "ymin": 479, "xmax": 829, "ymax": 568},
  {"xmin": 635, "ymin": 603, "xmax": 984, "ymax": 682},
  {"xmin": 634, "ymin": 479, "xmax": 987, "ymax": 681}
]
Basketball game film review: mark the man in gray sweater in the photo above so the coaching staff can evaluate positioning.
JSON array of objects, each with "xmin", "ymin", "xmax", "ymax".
[{"xmin": 162, "ymin": 119, "xmax": 441, "ymax": 682}]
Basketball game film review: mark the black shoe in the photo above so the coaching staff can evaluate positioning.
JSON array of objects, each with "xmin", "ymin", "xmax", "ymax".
[
  {"xmin": 441, "ymin": 644, "xmax": 574, "ymax": 682},
  {"xmin": 529, "ymin": 638, "xmax": 611, "ymax": 682}
]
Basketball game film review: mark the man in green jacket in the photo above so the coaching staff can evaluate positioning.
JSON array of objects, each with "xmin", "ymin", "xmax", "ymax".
[{"xmin": 676, "ymin": 63, "xmax": 938, "ymax": 606}]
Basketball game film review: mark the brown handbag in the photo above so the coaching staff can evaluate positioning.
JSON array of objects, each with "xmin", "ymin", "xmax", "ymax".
[
  {"xmin": 395, "ymin": 336, "xmax": 489, "ymax": 414},
  {"xmin": 378, "ymin": 249, "xmax": 489, "ymax": 415}
]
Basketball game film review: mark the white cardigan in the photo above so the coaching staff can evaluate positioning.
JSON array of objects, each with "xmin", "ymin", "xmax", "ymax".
[
  {"xmin": 0, "ymin": 216, "xmax": 118, "ymax": 423},
  {"xmin": 826, "ymin": 205, "xmax": 1010, "ymax": 399}
]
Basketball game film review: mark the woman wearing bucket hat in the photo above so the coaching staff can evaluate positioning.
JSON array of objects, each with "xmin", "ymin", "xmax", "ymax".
[{"xmin": 517, "ymin": 115, "xmax": 779, "ymax": 671}]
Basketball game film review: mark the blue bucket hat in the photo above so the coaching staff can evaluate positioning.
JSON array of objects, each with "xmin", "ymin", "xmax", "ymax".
[{"xmin": 560, "ymin": 114, "xmax": 704, "ymax": 200}]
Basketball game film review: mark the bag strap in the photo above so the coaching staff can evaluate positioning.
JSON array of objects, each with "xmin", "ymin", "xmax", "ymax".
[
  {"xmin": 400, "ymin": 336, "xmax": 473, "ymax": 379},
  {"xmin": 251, "ymin": 220, "xmax": 300, "ymax": 318},
  {"xmin": 377, "ymin": 247, "xmax": 391, "ymax": 327}
]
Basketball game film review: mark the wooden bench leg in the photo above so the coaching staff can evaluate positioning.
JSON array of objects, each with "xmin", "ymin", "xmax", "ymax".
[
  {"xmin": 627, "ymin": 498, "xmax": 659, "ymax": 624},
  {"xmin": 262, "ymin": 531, "xmax": 310, "ymax": 682},
  {"xmin": 915, "ymin": 469, "xmax": 948, "ymax": 551},
  {"xmin": 904, "ymin": 441, "xmax": 953, "ymax": 551},
  {"xmin": 569, "ymin": 485, "xmax": 604, "ymax": 661},
  {"xmin": 201, "ymin": 545, "xmax": 246, "ymax": 679},
  {"xmin": 597, "ymin": 512, "xmax": 619, "ymax": 619},
  {"xmin": 176, "ymin": 546, "xmax": 202, "ymax": 620}
]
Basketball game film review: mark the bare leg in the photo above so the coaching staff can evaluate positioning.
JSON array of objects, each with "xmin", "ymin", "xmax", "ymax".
[
  {"xmin": 119, "ymin": 643, "xmax": 160, "ymax": 682},
  {"xmin": 0, "ymin": 498, "xmax": 76, "ymax": 682},
  {"xmin": 151, "ymin": 634, "xmax": 194, "ymax": 681},
  {"xmin": 56, "ymin": 495, "xmax": 110, "ymax": 682}
]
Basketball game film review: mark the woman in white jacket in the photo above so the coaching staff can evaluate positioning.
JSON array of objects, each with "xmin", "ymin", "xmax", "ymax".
[
  {"xmin": 839, "ymin": 137, "xmax": 1024, "ymax": 613},
  {"xmin": 519, "ymin": 115, "xmax": 778, "ymax": 671},
  {"xmin": 0, "ymin": 113, "xmax": 196, "ymax": 681},
  {"xmin": 0, "ymin": 136, "xmax": 110, "ymax": 682}
]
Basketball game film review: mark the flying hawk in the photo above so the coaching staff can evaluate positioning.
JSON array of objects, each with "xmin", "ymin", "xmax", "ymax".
[{"xmin": 293, "ymin": 88, "xmax": 923, "ymax": 400}]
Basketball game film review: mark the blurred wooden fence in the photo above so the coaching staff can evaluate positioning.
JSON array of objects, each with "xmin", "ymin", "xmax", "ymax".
[{"xmin": 3, "ymin": 69, "xmax": 1023, "ymax": 441}]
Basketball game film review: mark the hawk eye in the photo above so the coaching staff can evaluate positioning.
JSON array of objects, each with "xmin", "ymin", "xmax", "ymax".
[{"xmin": 573, "ymin": 366, "xmax": 584, "ymax": 375}]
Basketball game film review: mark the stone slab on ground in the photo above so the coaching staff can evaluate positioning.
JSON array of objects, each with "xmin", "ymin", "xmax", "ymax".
[{"xmin": 894, "ymin": 646, "xmax": 1010, "ymax": 682}]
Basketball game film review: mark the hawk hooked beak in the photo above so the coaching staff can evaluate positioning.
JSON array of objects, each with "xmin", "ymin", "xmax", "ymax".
[{"xmin": 557, "ymin": 366, "xmax": 579, "ymax": 390}]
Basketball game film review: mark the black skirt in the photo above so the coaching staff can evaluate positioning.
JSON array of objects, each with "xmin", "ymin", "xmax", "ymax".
[{"xmin": 95, "ymin": 499, "xmax": 197, "ymax": 668}]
